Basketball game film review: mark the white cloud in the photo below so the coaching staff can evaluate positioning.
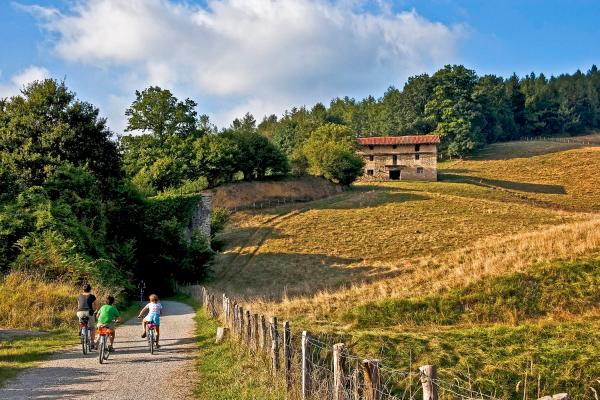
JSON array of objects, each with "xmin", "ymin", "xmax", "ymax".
[
  {"xmin": 26, "ymin": 0, "xmax": 465, "ymax": 127},
  {"xmin": 0, "ymin": 66, "xmax": 50, "ymax": 98}
]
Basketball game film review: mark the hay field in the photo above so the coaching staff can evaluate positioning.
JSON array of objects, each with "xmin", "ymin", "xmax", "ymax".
[{"xmin": 209, "ymin": 139, "xmax": 600, "ymax": 399}]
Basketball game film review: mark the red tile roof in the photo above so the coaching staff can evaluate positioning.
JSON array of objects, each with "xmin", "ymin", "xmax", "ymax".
[{"xmin": 357, "ymin": 135, "xmax": 440, "ymax": 145}]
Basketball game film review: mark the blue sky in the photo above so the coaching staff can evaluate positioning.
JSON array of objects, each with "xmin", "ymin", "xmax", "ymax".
[{"xmin": 1, "ymin": 0, "xmax": 599, "ymax": 132}]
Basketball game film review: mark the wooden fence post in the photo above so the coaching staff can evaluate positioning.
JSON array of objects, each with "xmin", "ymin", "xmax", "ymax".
[
  {"xmin": 252, "ymin": 314, "xmax": 259, "ymax": 352},
  {"xmin": 238, "ymin": 306, "xmax": 244, "ymax": 341},
  {"xmin": 210, "ymin": 294, "xmax": 216, "ymax": 318},
  {"xmin": 260, "ymin": 315, "xmax": 267, "ymax": 351},
  {"xmin": 419, "ymin": 365, "xmax": 438, "ymax": 400},
  {"xmin": 301, "ymin": 331, "xmax": 312, "ymax": 399},
  {"xmin": 283, "ymin": 321, "xmax": 292, "ymax": 390},
  {"xmin": 215, "ymin": 327, "xmax": 229, "ymax": 343},
  {"xmin": 362, "ymin": 359, "xmax": 382, "ymax": 400},
  {"xmin": 246, "ymin": 310, "xmax": 251, "ymax": 346},
  {"xmin": 270, "ymin": 317, "xmax": 280, "ymax": 375},
  {"xmin": 333, "ymin": 343, "xmax": 347, "ymax": 400},
  {"xmin": 351, "ymin": 362, "xmax": 361, "ymax": 400},
  {"xmin": 222, "ymin": 294, "xmax": 227, "ymax": 322},
  {"xmin": 233, "ymin": 304, "xmax": 238, "ymax": 335}
]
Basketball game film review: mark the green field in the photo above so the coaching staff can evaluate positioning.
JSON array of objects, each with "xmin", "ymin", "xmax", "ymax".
[{"xmin": 209, "ymin": 138, "xmax": 600, "ymax": 399}]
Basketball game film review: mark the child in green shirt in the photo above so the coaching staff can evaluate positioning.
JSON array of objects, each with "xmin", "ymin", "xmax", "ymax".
[{"xmin": 95, "ymin": 295, "xmax": 121, "ymax": 351}]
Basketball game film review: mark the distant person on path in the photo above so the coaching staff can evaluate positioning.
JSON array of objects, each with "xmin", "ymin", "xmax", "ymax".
[
  {"xmin": 76, "ymin": 284, "xmax": 97, "ymax": 349},
  {"xmin": 95, "ymin": 295, "xmax": 121, "ymax": 352},
  {"xmin": 138, "ymin": 294, "xmax": 163, "ymax": 348}
]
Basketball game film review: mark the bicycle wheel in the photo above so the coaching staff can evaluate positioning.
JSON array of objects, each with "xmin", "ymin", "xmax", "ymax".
[
  {"xmin": 103, "ymin": 340, "xmax": 110, "ymax": 361},
  {"xmin": 99, "ymin": 336, "xmax": 105, "ymax": 364},
  {"xmin": 86, "ymin": 330, "xmax": 91, "ymax": 353},
  {"xmin": 81, "ymin": 328, "xmax": 87, "ymax": 355},
  {"xmin": 149, "ymin": 330, "xmax": 154, "ymax": 354}
]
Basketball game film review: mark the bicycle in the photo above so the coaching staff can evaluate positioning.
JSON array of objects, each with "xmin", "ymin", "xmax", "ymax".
[
  {"xmin": 97, "ymin": 325, "xmax": 113, "ymax": 364},
  {"xmin": 147, "ymin": 322, "xmax": 158, "ymax": 354},
  {"xmin": 79, "ymin": 316, "xmax": 91, "ymax": 355}
]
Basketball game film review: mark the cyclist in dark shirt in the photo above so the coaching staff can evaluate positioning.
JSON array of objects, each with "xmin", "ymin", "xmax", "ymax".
[{"xmin": 76, "ymin": 284, "xmax": 97, "ymax": 349}]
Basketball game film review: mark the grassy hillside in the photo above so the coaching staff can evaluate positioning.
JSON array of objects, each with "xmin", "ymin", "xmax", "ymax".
[{"xmin": 209, "ymin": 138, "xmax": 600, "ymax": 399}]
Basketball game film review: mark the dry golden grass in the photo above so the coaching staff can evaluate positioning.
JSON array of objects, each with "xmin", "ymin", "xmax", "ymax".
[
  {"xmin": 210, "ymin": 180, "xmax": 586, "ymax": 299},
  {"xmin": 212, "ymin": 176, "xmax": 341, "ymax": 209},
  {"xmin": 242, "ymin": 217, "xmax": 600, "ymax": 323},
  {"xmin": 442, "ymin": 144, "xmax": 600, "ymax": 211},
  {"xmin": 0, "ymin": 272, "xmax": 112, "ymax": 330},
  {"xmin": 209, "ymin": 137, "xmax": 600, "ymax": 319},
  {"xmin": 207, "ymin": 137, "xmax": 600, "ymax": 400}
]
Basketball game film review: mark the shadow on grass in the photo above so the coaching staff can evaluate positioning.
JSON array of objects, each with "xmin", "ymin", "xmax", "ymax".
[
  {"xmin": 441, "ymin": 173, "xmax": 566, "ymax": 194},
  {"xmin": 469, "ymin": 140, "xmax": 586, "ymax": 160},
  {"xmin": 214, "ymin": 250, "xmax": 408, "ymax": 300}
]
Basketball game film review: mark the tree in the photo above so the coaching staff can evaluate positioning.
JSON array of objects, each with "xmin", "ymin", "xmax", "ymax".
[
  {"xmin": 0, "ymin": 79, "xmax": 121, "ymax": 191},
  {"xmin": 473, "ymin": 75, "xmax": 517, "ymax": 143},
  {"xmin": 302, "ymin": 123, "xmax": 364, "ymax": 185},
  {"xmin": 193, "ymin": 135, "xmax": 240, "ymax": 188},
  {"xmin": 125, "ymin": 86, "xmax": 199, "ymax": 140},
  {"xmin": 425, "ymin": 65, "xmax": 485, "ymax": 158},
  {"xmin": 225, "ymin": 114, "xmax": 288, "ymax": 180},
  {"xmin": 122, "ymin": 87, "xmax": 210, "ymax": 193}
]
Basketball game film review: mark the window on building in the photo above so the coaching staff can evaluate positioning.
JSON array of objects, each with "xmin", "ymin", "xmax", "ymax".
[
  {"xmin": 415, "ymin": 153, "xmax": 420, "ymax": 160},
  {"xmin": 392, "ymin": 155, "xmax": 397, "ymax": 165},
  {"xmin": 369, "ymin": 155, "xmax": 374, "ymax": 161},
  {"xmin": 417, "ymin": 167, "xmax": 424, "ymax": 174},
  {"xmin": 392, "ymin": 145, "xmax": 397, "ymax": 149},
  {"xmin": 367, "ymin": 169, "xmax": 374, "ymax": 176},
  {"xmin": 415, "ymin": 144, "xmax": 421, "ymax": 152},
  {"xmin": 368, "ymin": 145, "xmax": 374, "ymax": 150}
]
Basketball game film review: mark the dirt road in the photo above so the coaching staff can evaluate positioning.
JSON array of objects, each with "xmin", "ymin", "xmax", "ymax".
[{"xmin": 0, "ymin": 301, "xmax": 197, "ymax": 399}]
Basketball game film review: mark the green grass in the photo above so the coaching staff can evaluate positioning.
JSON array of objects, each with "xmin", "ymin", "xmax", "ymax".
[
  {"xmin": 0, "ymin": 330, "xmax": 75, "ymax": 386},
  {"xmin": 342, "ymin": 258, "xmax": 600, "ymax": 328},
  {"xmin": 193, "ymin": 308, "xmax": 284, "ymax": 399},
  {"xmin": 349, "ymin": 320, "xmax": 600, "ymax": 400}
]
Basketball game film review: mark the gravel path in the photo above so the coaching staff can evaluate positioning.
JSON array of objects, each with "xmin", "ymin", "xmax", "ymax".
[{"xmin": 0, "ymin": 301, "xmax": 198, "ymax": 400}]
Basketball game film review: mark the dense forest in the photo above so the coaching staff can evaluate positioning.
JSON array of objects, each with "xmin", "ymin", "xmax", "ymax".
[
  {"xmin": 0, "ymin": 81, "xmax": 212, "ymax": 296},
  {"xmin": 1, "ymin": 64, "xmax": 599, "ymax": 298},
  {"xmin": 257, "ymin": 64, "xmax": 600, "ymax": 158}
]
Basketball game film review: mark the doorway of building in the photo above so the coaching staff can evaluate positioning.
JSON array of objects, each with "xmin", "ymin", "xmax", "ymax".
[{"xmin": 389, "ymin": 170, "xmax": 400, "ymax": 180}]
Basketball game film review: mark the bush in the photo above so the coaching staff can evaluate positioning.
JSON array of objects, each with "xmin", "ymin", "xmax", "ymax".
[{"xmin": 210, "ymin": 207, "xmax": 230, "ymax": 238}]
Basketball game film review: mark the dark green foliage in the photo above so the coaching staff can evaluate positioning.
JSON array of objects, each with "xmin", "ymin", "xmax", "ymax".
[
  {"xmin": 300, "ymin": 123, "xmax": 364, "ymax": 185},
  {"xmin": 122, "ymin": 91, "xmax": 287, "ymax": 192},
  {"xmin": 0, "ymin": 80, "xmax": 212, "ymax": 296},
  {"xmin": 223, "ymin": 113, "xmax": 289, "ymax": 181},
  {"xmin": 257, "ymin": 64, "xmax": 600, "ymax": 159},
  {"xmin": 210, "ymin": 207, "xmax": 230, "ymax": 238},
  {"xmin": 137, "ymin": 194, "xmax": 213, "ymax": 290},
  {"xmin": 0, "ymin": 79, "xmax": 121, "ymax": 191}
]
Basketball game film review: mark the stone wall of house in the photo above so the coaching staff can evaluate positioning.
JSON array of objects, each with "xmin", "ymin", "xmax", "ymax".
[
  {"xmin": 183, "ymin": 192, "xmax": 212, "ymax": 243},
  {"xmin": 357, "ymin": 143, "xmax": 438, "ymax": 182}
]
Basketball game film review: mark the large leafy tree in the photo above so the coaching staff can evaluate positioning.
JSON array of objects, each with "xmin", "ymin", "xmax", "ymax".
[
  {"xmin": 225, "ymin": 113, "xmax": 288, "ymax": 181},
  {"xmin": 425, "ymin": 65, "xmax": 485, "ymax": 158},
  {"xmin": 122, "ymin": 87, "xmax": 208, "ymax": 193},
  {"xmin": 0, "ymin": 79, "xmax": 121, "ymax": 191},
  {"xmin": 473, "ymin": 75, "xmax": 517, "ymax": 143},
  {"xmin": 302, "ymin": 123, "xmax": 364, "ymax": 185}
]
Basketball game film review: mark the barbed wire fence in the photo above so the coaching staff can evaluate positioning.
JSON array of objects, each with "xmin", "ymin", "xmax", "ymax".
[
  {"xmin": 520, "ymin": 136, "xmax": 599, "ymax": 146},
  {"xmin": 183, "ymin": 286, "xmax": 570, "ymax": 400}
]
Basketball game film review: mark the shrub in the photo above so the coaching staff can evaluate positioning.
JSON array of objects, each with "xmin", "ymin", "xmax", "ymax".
[{"xmin": 210, "ymin": 207, "xmax": 230, "ymax": 238}]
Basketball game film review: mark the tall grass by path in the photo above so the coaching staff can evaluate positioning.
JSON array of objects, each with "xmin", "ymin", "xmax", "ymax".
[{"xmin": 193, "ymin": 307, "xmax": 284, "ymax": 399}]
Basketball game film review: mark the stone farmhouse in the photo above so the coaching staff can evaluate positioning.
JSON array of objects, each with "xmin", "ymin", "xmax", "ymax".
[{"xmin": 356, "ymin": 135, "xmax": 440, "ymax": 181}]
